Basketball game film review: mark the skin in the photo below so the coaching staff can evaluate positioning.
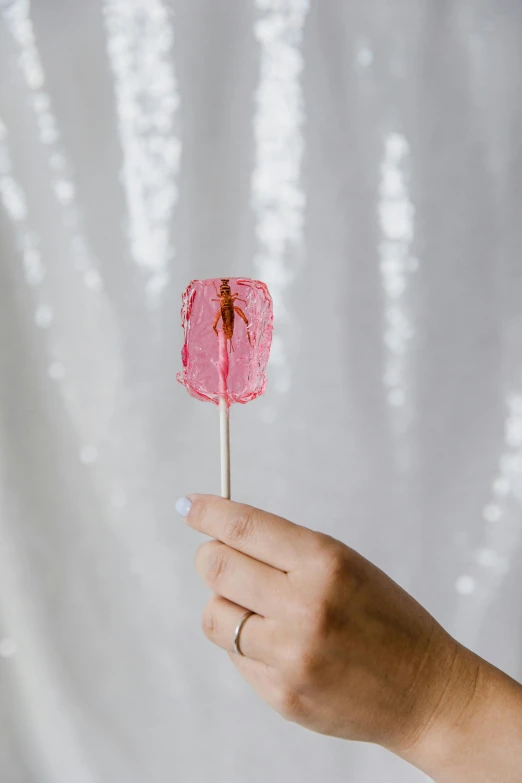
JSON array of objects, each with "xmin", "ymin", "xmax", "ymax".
[{"xmin": 180, "ymin": 494, "xmax": 522, "ymax": 781}]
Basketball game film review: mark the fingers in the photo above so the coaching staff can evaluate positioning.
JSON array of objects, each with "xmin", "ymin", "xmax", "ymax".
[
  {"xmin": 195, "ymin": 539, "xmax": 291, "ymax": 618},
  {"xmin": 202, "ymin": 594, "xmax": 281, "ymax": 667},
  {"xmin": 202, "ymin": 595, "xmax": 295, "ymax": 720},
  {"xmin": 185, "ymin": 494, "xmax": 317, "ymax": 573}
]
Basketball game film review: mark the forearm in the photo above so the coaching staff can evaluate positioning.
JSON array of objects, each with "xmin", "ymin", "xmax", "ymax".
[{"xmin": 403, "ymin": 644, "xmax": 522, "ymax": 783}]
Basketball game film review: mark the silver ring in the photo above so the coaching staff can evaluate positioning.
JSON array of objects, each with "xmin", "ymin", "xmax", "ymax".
[{"xmin": 233, "ymin": 610, "xmax": 255, "ymax": 656}]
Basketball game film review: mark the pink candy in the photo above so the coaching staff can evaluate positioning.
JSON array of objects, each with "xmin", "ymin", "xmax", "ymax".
[{"xmin": 177, "ymin": 278, "xmax": 273, "ymax": 406}]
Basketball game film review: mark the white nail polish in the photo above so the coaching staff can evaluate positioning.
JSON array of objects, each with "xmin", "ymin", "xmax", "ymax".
[{"xmin": 175, "ymin": 497, "xmax": 192, "ymax": 518}]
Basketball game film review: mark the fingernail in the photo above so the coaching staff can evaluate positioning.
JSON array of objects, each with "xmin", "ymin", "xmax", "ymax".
[{"xmin": 175, "ymin": 497, "xmax": 192, "ymax": 518}]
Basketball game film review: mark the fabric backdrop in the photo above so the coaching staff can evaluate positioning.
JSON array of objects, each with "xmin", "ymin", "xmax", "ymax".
[{"xmin": 1, "ymin": 1, "xmax": 521, "ymax": 781}]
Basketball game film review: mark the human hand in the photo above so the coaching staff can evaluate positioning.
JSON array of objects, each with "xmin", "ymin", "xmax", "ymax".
[
  {"xmin": 177, "ymin": 495, "xmax": 522, "ymax": 779},
  {"xmin": 177, "ymin": 495, "xmax": 463, "ymax": 750}
]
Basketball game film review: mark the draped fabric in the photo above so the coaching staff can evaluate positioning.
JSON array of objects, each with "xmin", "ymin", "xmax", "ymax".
[{"xmin": 1, "ymin": 2, "xmax": 521, "ymax": 781}]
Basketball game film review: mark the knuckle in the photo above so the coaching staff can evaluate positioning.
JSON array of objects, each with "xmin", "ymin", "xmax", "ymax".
[
  {"xmin": 225, "ymin": 505, "xmax": 256, "ymax": 546},
  {"xmin": 194, "ymin": 539, "xmax": 213, "ymax": 571},
  {"xmin": 283, "ymin": 640, "xmax": 321, "ymax": 683},
  {"xmin": 274, "ymin": 687, "xmax": 303, "ymax": 722},
  {"xmin": 201, "ymin": 602, "xmax": 218, "ymax": 638},
  {"xmin": 303, "ymin": 599, "xmax": 331, "ymax": 637},
  {"xmin": 286, "ymin": 591, "xmax": 326, "ymax": 640},
  {"xmin": 206, "ymin": 543, "xmax": 230, "ymax": 587},
  {"xmin": 314, "ymin": 535, "xmax": 347, "ymax": 586}
]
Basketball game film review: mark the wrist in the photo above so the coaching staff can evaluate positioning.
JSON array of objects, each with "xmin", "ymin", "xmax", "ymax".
[{"xmin": 403, "ymin": 642, "xmax": 522, "ymax": 782}]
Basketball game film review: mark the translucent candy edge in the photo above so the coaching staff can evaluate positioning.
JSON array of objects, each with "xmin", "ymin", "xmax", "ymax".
[{"xmin": 176, "ymin": 278, "xmax": 273, "ymax": 406}]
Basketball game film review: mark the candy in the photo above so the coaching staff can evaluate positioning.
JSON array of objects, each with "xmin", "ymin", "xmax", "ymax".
[{"xmin": 176, "ymin": 278, "xmax": 273, "ymax": 406}]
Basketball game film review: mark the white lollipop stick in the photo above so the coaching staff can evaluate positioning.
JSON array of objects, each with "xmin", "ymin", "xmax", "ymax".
[{"xmin": 218, "ymin": 330, "xmax": 231, "ymax": 499}]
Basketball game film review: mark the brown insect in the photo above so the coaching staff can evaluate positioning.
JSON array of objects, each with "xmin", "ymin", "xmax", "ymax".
[{"xmin": 212, "ymin": 279, "xmax": 251, "ymax": 352}]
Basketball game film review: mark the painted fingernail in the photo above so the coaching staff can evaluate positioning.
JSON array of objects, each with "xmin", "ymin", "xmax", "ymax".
[{"xmin": 175, "ymin": 497, "xmax": 192, "ymax": 518}]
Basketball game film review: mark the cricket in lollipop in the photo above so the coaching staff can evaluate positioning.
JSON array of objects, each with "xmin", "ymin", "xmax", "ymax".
[{"xmin": 177, "ymin": 278, "xmax": 273, "ymax": 499}]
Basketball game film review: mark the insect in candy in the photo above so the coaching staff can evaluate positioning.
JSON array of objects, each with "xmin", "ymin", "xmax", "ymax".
[
  {"xmin": 212, "ymin": 278, "xmax": 251, "ymax": 351},
  {"xmin": 177, "ymin": 277, "xmax": 273, "ymax": 498},
  {"xmin": 177, "ymin": 278, "xmax": 273, "ymax": 406}
]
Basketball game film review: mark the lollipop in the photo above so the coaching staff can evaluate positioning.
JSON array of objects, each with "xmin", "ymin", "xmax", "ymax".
[{"xmin": 177, "ymin": 278, "xmax": 273, "ymax": 498}]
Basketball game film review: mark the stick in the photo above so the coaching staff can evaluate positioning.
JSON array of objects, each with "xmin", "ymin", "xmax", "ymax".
[
  {"xmin": 219, "ymin": 397, "xmax": 230, "ymax": 499},
  {"xmin": 218, "ymin": 330, "xmax": 231, "ymax": 499}
]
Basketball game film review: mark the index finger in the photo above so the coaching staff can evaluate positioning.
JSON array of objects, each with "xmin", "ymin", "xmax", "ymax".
[{"xmin": 182, "ymin": 494, "xmax": 316, "ymax": 572}]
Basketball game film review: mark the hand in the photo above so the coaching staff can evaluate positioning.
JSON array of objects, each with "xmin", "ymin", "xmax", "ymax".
[
  {"xmin": 178, "ymin": 495, "xmax": 522, "ymax": 779},
  {"xmin": 178, "ymin": 494, "xmax": 461, "ymax": 750}
]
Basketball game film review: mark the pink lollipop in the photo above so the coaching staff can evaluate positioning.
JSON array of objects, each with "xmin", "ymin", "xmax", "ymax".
[{"xmin": 177, "ymin": 278, "xmax": 273, "ymax": 497}]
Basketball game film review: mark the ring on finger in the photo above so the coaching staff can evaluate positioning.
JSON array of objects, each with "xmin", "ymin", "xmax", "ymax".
[{"xmin": 233, "ymin": 609, "xmax": 255, "ymax": 656}]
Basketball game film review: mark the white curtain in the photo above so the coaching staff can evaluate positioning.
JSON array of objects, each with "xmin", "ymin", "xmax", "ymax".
[{"xmin": 1, "ymin": 1, "xmax": 521, "ymax": 781}]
